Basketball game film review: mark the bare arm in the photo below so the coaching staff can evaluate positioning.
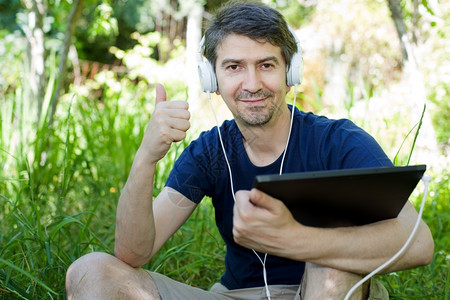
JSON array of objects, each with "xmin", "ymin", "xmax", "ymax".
[
  {"xmin": 151, "ymin": 187, "xmax": 197, "ymax": 258},
  {"xmin": 114, "ymin": 84, "xmax": 191, "ymax": 267},
  {"xmin": 233, "ymin": 188, "xmax": 434, "ymax": 274}
]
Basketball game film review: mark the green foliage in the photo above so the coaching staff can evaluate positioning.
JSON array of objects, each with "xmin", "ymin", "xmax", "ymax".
[
  {"xmin": 380, "ymin": 172, "xmax": 450, "ymax": 299},
  {"xmin": 0, "ymin": 32, "xmax": 27, "ymax": 96},
  {"xmin": 392, "ymin": 104, "xmax": 426, "ymax": 166},
  {"xmin": 0, "ymin": 32, "xmax": 194, "ymax": 298},
  {"xmin": 0, "ymin": 1, "xmax": 449, "ymax": 299},
  {"xmin": 390, "ymin": 0, "xmax": 450, "ymax": 154},
  {"xmin": 430, "ymin": 86, "xmax": 450, "ymax": 151},
  {"xmin": 422, "ymin": 6, "xmax": 450, "ymax": 152},
  {"xmin": 88, "ymin": 3, "xmax": 119, "ymax": 43},
  {"xmin": 0, "ymin": 0, "xmax": 21, "ymax": 35},
  {"xmin": 399, "ymin": 0, "xmax": 441, "ymax": 31},
  {"xmin": 263, "ymin": 0, "xmax": 316, "ymax": 28}
]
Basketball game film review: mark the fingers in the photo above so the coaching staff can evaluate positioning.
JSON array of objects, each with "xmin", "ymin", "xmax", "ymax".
[
  {"xmin": 155, "ymin": 102, "xmax": 190, "ymax": 122},
  {"xmin": 234, "ymin": 190, "xmax": 254, "ymax": 216},
  {"xmin": 233, "ymin": 191, "xmax": 253, "ymax": 245},
  {"xmin": 233, "ymin": 189, "xmax": 298, "ymax": 253},
  {"xmin": 152, "ymin": 103, "xmax": 190, "ymax": 141},
  {"xmin": 152, "ymin": 82, "xmax": 190, "ymax": 133},
  {"xmin": 245, "ymin": 189, "xmax": 279, "ymax": 212},
  {"xmin": 154, "ymin": 82, "xmax": 189, "ymax": 118},
  {"xmin": 233, "ymin": 190, "xmax": 274, "ymax": 227},
  {"xmin": 233, "ymin": 190, "xmax": 274, "ymax": 251},
  {"xmin": 233, "ymin": 189, "xmax": 292, "ymax": 232}
]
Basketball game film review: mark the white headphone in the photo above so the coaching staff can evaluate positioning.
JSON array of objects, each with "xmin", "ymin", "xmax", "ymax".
[{"xmin": 197, "ymin": 26, "xmax": 304, "ymax": 93}]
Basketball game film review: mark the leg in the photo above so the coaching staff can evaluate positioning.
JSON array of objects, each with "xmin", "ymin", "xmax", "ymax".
[
  {"xmin": 66, "ymin": 252, "xmax": 160, "ymax": 300},
  {"xmin": 300, "ymin": 262, "xmax": 369, "ymax": 300}
]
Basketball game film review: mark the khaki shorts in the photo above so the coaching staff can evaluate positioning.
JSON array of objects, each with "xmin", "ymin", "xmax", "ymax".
[{"xmin": 148, "ymin": 271, "xmax": 389, "ymax": 300}]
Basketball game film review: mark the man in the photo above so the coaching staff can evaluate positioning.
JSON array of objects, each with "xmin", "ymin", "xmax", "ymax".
[{"xmin": 66, "ymin": 1, "xmax": 434, "ymax": 299}]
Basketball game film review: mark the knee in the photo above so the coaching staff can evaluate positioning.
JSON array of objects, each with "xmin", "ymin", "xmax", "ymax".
[
  {"xmin": 66, "ymin": 252, "xmax": 116, "ymax": 294},
  {"xmin": 302, "ymin": 263, "xmax": 367, "ymax": 300},
  {"xmin": 66, "ymin": 252, "xmax": 161, "ymax": 300}
]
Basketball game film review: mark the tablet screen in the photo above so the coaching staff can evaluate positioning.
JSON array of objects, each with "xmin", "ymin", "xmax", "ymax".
[{"xmin": 253, "ymin": 165, "xmax": 426, "ymax": 228}]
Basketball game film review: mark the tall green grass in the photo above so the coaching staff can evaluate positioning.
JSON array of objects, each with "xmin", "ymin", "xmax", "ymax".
[
  {"xmin": 380, "ymin": 173, "xmax": 449, "ymax": 299},
  {"xmin": 1, "ymin": 68, "xmax": 448, "ymax": 299},
  {"xmin": 0, "ymin": 57, "xmax": 227, "ymax": 298}
]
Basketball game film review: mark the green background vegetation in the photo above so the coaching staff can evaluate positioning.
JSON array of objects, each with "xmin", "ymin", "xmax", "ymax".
[{"xmin": 1, "ymin": 0, "xmax": 448, "ymax": 299}]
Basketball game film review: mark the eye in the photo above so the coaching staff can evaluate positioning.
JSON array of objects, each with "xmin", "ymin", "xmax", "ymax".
[
  {"xmin": 260, "ymin": 63, "xmax": 274, "ymax": 70},
  {"xmin": 227, "ymin": 64, "xmax": 240, "ymax": 71}
]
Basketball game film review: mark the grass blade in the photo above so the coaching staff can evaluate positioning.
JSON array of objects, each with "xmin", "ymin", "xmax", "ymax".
[{"xmin": 0, "ymin": 258, "xmax": 57, "ymax": 296}]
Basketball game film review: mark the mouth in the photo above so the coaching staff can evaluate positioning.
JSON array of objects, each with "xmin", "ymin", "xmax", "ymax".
[
  {"xmin": 239, "ymin": 98, "xmax": 267, "ymax": 105},
  {"xmin": 235, "ymin": 90, "xmax": 273, "ymax": 105}
]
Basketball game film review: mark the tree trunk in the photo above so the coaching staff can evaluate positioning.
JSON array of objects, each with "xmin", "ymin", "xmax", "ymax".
[
  {"xmin": 48, "ymin": 0, "xmax": 85, "ymax": 126},
  {"xmin": 184, "ymin": 0, "xmax": 204, "ymax": 112},
  {"xmin": 387, "ymin": 0, "xmax": 409, "ymax": 63},
  {"xmin": 24, "ymin": 0, "xmax": 46, "ymax": 124}
]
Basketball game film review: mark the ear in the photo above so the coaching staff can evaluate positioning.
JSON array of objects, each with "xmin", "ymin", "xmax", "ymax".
[
  {"xmin": 286, "ymin": 85, "xmax": 291, "ymax": 93},
  {"xmin": 215, "ymin": 89, "xmax": 221, "ymax": 95}
]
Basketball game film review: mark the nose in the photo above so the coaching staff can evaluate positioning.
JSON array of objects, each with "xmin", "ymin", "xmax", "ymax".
[{"xmin": 241, "ymin": 67, "xmax": 263, "ymax": 93}]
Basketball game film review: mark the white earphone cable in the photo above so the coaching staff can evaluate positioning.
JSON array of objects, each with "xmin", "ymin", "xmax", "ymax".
[
  {"xmin": 208, "ymin": 85, "xmax": 430, "ymax": 300},
  {"xmin": 207, "ymin": 93, "xmax": 237, "ymax": 199},
  {"xmin": 207, "ymin": 86, "xmax": 298, "ymax": 300},
  {"xmin": 280, "ymin": 84, "xmax": 297, "ymax": 175},
  {"xmin": 344, "ymin": 174, "xmax": 431, "ymax": 300}
]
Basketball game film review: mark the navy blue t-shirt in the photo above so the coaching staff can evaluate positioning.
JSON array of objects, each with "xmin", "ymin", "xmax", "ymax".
[{"xmin": 165, "ymin": 106, "xmax": 392, "ymax": 290}]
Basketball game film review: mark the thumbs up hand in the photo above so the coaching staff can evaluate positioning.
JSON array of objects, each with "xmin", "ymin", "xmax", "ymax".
[{"xmin": 140, "ymin": 83, "xmax": 191, "ymax": 164}]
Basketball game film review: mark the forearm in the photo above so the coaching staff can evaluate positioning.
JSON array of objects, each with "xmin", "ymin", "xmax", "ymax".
[
  {"xmin": 114, "ymin": 148, "xmax": 157, "ymax": 267},
  {"xmin": 234, "ymin": 190, "xmax": 434, "ymax": 275},
  {"xmin": 286, "ymin": 204, "xmax": 434, "ymax": 274},
  {"xmin": 113, "ymin": 84, "xmax": 190, "ymax": 267}
]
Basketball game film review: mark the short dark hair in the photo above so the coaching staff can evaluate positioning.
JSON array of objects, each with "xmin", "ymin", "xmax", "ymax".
[{"xmin": 203, "ymin": 0, "xmax": 297, "ymax": 71}]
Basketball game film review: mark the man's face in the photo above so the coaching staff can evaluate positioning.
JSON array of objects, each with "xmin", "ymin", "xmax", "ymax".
[{"xmin": 214, "ymin": 34, "xmax": 290, "ymax": 127}]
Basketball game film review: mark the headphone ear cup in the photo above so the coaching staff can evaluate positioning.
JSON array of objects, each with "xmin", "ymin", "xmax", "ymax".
[
  {"xmin": 198, "ymin": 59, "xmax": 217, "ymax": 93},
  {"xmin": 286, "ymin": 51, "xmax": 304, "ymax": 86}
]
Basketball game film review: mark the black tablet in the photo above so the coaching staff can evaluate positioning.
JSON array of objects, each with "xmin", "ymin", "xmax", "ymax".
[{"xmin": 253, "ymin": 165, "xmax": 426, "ymax": 228}]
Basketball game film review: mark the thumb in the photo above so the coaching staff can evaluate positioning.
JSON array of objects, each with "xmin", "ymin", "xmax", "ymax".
[
  {"xmin": 250, "ymin": 189, "xmax": 283, "ymax": 215},
  {"xmin": 155, "ymin": 83, "xmax": 167, "ymax": 104},
  {"xmin": 249, "ymin": 188, "xmax": 271, "ymax": 208}
]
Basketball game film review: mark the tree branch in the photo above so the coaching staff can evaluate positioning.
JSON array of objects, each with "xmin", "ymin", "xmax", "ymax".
[{"xmin": 386, "ymin": 0, "xmax": 409, "ymax": 63}]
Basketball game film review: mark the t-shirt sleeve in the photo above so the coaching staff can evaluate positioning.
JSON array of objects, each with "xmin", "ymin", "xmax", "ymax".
[{"xmin": 322, "ymin": 119, "xmax": 393, "ymax": 169}]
